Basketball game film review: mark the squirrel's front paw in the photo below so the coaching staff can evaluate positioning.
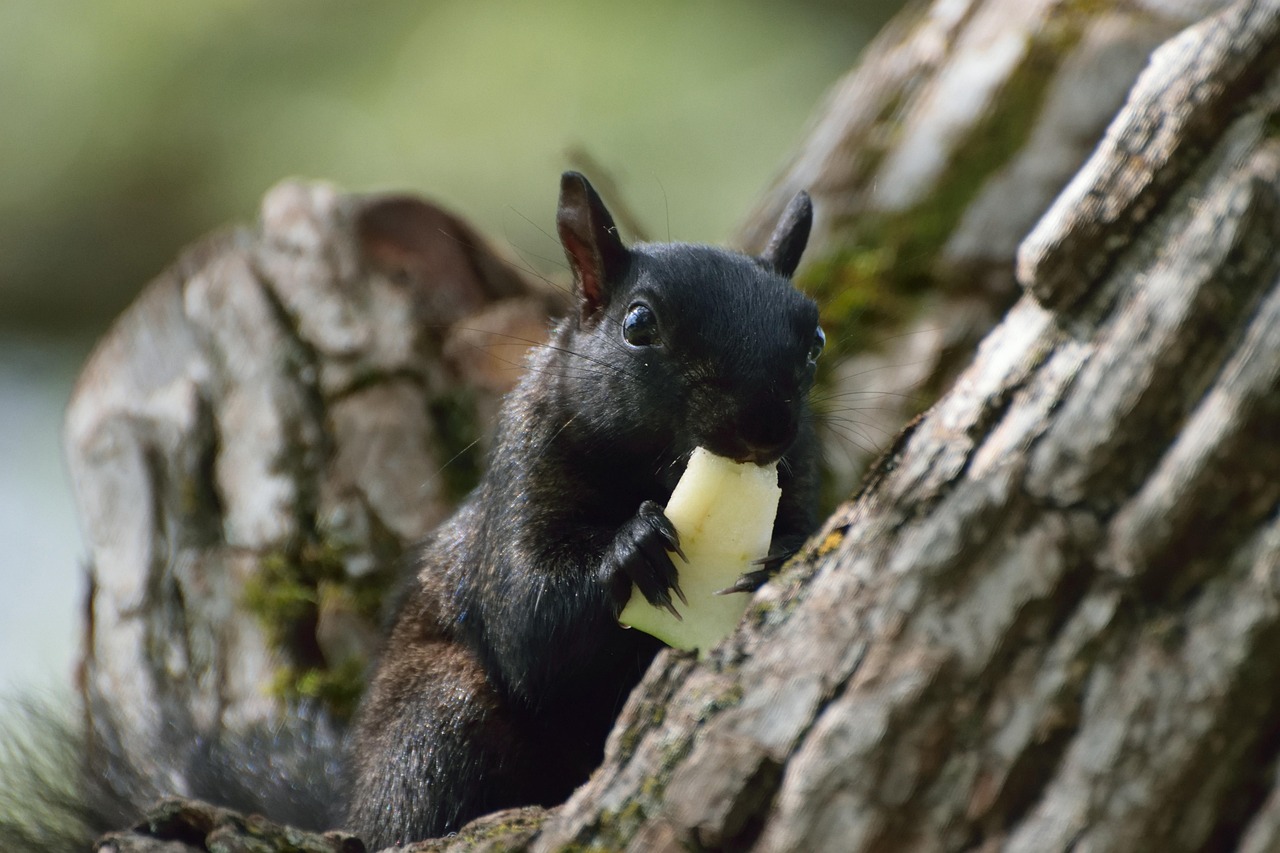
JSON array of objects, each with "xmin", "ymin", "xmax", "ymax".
[{"xmin": 602, "ymin": 500, "xmax": 688, "ymax": 618}]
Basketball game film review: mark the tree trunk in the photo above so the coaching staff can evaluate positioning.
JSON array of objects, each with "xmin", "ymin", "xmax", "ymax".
[
  {"xmin": 78, "ymin": 0, "xmax": 1280, "ymax": 851},
  {"xmin": 737, "ymin": 0, "xmax": 1227, "ymax": 499}
]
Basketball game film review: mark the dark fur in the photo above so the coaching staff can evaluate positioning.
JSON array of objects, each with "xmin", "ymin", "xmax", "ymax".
[
  {"xmin": 0, "ymin": 695, "xmax": 344, "ymax": 853},
  {"xmin": 346, "ymin": 173, "xmax": 823, "ymax": 848}
]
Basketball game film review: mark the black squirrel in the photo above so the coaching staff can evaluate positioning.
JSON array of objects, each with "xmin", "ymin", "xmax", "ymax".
[
  {"xmin": 0, "ymin": 172, "xmax": 822, "ymax": 852},
  {"xmin": 345, "ymin": 172, "xmax": 824, "ymax": 847}
]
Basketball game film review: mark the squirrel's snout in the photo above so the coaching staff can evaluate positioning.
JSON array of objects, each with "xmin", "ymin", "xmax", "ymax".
[{"xmin": 708, "ymin": 396, "xmax": 798, "ymax": 465}]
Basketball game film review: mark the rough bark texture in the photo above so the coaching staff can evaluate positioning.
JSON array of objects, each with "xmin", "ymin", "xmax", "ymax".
[
  {"xmin": 95, "ymin": 799, "xmax": 366, "ymax": 853},
  {"xmin": 737, "ymin": 0, "xmax": 1228, "ymax": 498},
  {"xmin": 74, "ymin": 0, "xmax": 1280, "ymax": 851},
  {"xmin": 65, "ymin": 181, "xmax": 559, "ymax": 783}
]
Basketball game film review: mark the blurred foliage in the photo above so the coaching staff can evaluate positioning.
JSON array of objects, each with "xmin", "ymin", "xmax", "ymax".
[{"xmin": 0, "ymin": 0, "xmax": 902, "ymax": 334}]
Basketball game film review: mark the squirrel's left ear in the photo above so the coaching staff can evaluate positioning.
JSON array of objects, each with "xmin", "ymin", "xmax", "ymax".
[
  {"xmin": 759, "ymin": 190, "xmax": 813, "ymax": 278},
  {"xmin": 557, "ymin": 171, "xmax": 629, "ymax": 322}
]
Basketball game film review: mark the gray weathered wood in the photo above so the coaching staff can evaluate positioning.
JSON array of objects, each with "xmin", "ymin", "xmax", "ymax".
[
  {"xmin": 737, "ymin": 0, "xmax": 1231, "ymax": 497},
  {"xmin": 65, "ymin": 181, "xmax": 556, "ymax": 791}
]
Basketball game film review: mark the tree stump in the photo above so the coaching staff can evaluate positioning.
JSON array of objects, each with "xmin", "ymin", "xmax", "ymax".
[{"xmin": 65, "ymin": 182, "xmax": 558, "ymax": 799}]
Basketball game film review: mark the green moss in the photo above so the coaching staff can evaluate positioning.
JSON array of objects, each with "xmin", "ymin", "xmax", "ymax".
[
  {"xmin": 577, "ymin": 679, "xmax": 746, "ymax": 850},
  {"xmin": 243, "ymin": 537, "xmax": 366, "ymax": 721},
  {"xmin": 615, "ymin": 694, "xmax": 673, "ymax": 766},
  {"xmin": 707, "ymin": 681, "xmax": 744, "ymax": 717},
  {"xmin": 345, "ymin": 566, "xmax": 394, "ymax": 624},
  {"xmin": 268, "ymin": 657, "xmax": 365, "ymax": 722},
  {"xmin": 804, "ymin": 12, "xmax": 1077, "ymax": 347},
  {"xmin": 800, "ymin": 19, "xmax": 1079, "ymax": 509},
  {"xmin": 1264, "ymin": 108, "xmax": 1280, "ymax": 140},
  {"xmin": 243, "ymin": 543, "xmax": 345, "ymax": 638},
  {"xmin": 800, "ymin": 242, "xmax": 918, "ymax": 364},
  {"xmin": 428, "ymin": 388, "xmax": 485, "ymax": 502},
  {"xmin": 243, "ymin": 562, "xmax": 305, "ymax": 642},
  {"xmin": 919, "ymin": 35, "xmax": 1068, "ymax": 258},
  {"xmin": 748, "ymin": 583, "xmax": 807, "ymax": 634}
]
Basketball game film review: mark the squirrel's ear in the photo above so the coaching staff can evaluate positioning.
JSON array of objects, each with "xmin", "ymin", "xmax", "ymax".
[
  {"xmin": 557, "ymin": 171, "xmax": 629, "ymax": 320},
  {"xmin": 759, "ymin": 190, "xmax": 813, "ymax": 278}
]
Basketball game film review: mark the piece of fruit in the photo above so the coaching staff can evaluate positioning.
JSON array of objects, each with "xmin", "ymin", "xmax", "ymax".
[{"xmin": 618, "ymin": 446, "xmax": 781, "ymax": 653}]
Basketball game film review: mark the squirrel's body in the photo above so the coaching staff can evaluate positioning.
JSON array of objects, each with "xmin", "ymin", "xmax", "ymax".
[{"xmin": 346, "ymin": 174, "xmax": 823, "ymax": 847}]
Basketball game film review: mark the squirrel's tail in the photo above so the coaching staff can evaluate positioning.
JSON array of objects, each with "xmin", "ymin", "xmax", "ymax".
[
  {"xmin": 0, "ymin": 694, "xmax": 346, "ymax": 852},
  {"xmin": 0, "ymin": 697, "xmax": 138, "ymax": 853}
]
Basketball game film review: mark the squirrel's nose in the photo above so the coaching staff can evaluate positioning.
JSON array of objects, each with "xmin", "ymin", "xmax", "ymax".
[{"xmin": 727, "ymin": 397, "xmax": 798, "ymax": 465}]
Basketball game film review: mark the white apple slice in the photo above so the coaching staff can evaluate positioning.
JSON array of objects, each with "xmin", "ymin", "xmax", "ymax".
[{"xmin": 618, "ymin": 446, "xmax": 781, "ymax": 653}]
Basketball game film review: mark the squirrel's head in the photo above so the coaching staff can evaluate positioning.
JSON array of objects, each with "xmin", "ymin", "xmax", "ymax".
[{"xmin": 555, "ymin": 171, "xmax": 822, "ymax": 469}]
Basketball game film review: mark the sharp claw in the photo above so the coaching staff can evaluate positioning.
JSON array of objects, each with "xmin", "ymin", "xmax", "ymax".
[
  {"xmin": 752, "ymin": 548, "xmax": 795, "ymax": 567},
  {"xmin": 715, "ymin": 579, "xmax": 752, "ymax": 596},
  {"xmin": 670, "ymin": 541, "xmax": 688, "ymax": 563},
  {"xmin": 662, "ymin": 600, "xmax": 683, "ymax": 621},
  {"xmin": 671, "ymin": 578, "xmax": 688, "ymax": 607},
  {"xmin": 651, "ymin": 588, "xmax": 672, "ymax": 610}
]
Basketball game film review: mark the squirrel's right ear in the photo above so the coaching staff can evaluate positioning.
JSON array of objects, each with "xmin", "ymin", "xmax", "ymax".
[
  {"xmin": 557, "ymin": 171, "xmax": 629, "ymax": 321},
  {"xmin": 759, "ymin": 190, "xmax": 813, "ymax": 278}
]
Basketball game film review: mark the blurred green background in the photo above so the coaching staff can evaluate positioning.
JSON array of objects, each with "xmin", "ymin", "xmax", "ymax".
[{"xmin": 0, "ymin": 0, "xmax": 903, "ymax": 692}]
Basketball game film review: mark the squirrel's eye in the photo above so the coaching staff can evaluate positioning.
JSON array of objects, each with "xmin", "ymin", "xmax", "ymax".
[
  {"xmin": 622, "ymin": 303, "xmax": 660, "ymax": 347},
  {"xmin": 807, "ymin": 325, "xmax": 826, "ymax": 363}
]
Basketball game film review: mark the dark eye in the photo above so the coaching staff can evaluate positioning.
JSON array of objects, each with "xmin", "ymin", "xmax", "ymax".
[
  {"xmin": 807, "ymin": 325, "xmax": 826, "ymax": 363},
  {"xmin": 622, "ymin": 303, "xmax": 660, "ymax": 347}
]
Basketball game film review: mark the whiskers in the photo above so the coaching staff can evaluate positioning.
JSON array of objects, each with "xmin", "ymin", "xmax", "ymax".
[
  {"xmin": 452, "ymin": 326, "xmax": 644, "ymax": 387},
  {"xmin": 501, "ymin": 208, "xmax": 572, "ymax": 289},
  {"xmin": 807, "ymin": 329, "xmax": 938, "ymax": 484},
  {"xmin": 654, "ymin": 442, "xmax": 688, "ymax": 485}
]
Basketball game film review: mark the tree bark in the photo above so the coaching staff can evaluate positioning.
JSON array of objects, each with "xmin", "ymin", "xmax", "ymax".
[
  {"xmin": 77, "ymin": 0, "xmax": 1280, "ymax": 851},
  {"xmin": 737, "ymin": 0, "xmax": 1227, "ymax": 498},
  {"xmin": 66, "ymin": 182, "xmax": 558, "ymax": 783}
]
